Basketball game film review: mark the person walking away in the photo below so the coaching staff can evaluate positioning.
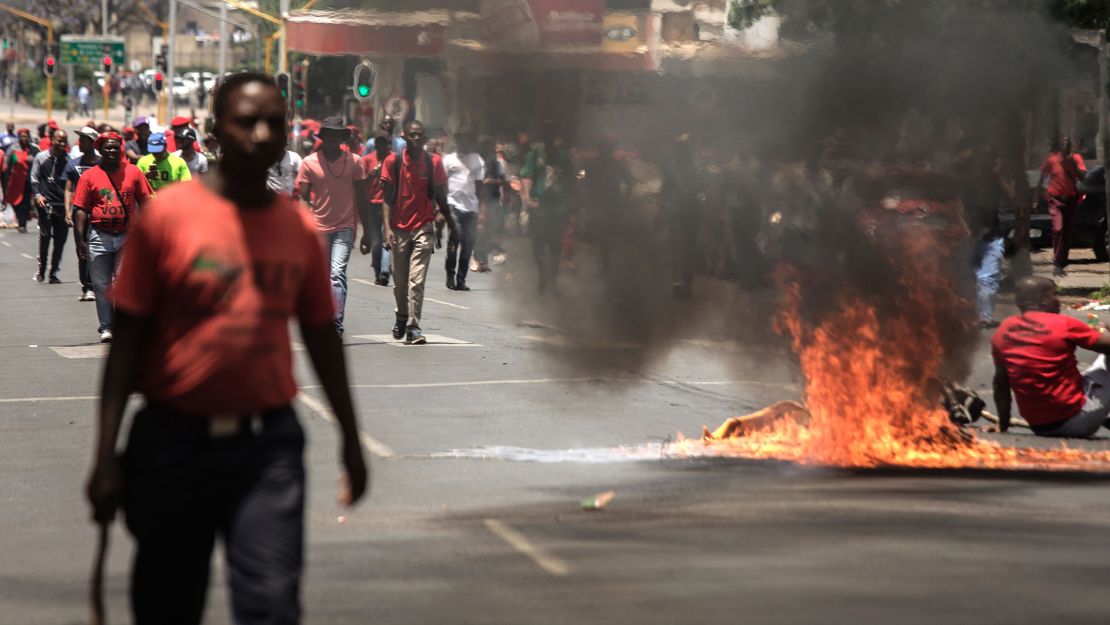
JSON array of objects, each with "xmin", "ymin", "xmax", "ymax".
[
  {"xmin": 993, "ymin": 276, "xmax": 1110, "ymax": 438},
  {"xmin": 72, "ymin": 132, "xmax": 154, "ymax": 342},
  {"xmin": 358, "ymin": 131, "xmax": 392, "ymax": 286},
  {"xmin": 136, "ymin": 132, "xmax": 192, "ymax": 192},
  {"xmin": 174, "ymin": 127, "xmax": 209, "ymax": 175},
  {"xmin": 267, "ymin": 144, "xmax": 303, "ymax": 199},
  {"xmin": 520, "ymin": 132, "xmax": 570, "ymax": 294},
  {"xmin": 78, "ymin": 84, "xmax": 91, "ymax": 116},
  {"xmin": 84, "ymin": 72, "xmax": 368, "ymax": 625},
  {"xmin": 1036, "ymin": 136, "xmax": 1086, "ymax": 277},
  {"xmin": 30, "ymin": 128, "xmax": 71, "ymax": 283},
  {"xmin": 957, "ymin": 142, "xmax": 1014, "ymax": 329},
  {"xmin": 124, "ymin": 117, "xmax": 153, "ymax": 162},
  {"xmin": 442, "ymin": 132, "xmax": 484, "ymax": 291},
  {"xmin": 380, "ymin": 120, "xmax": 455, "ymax": 344},
  {"xmin": 295, "ymin": 117, "xmax": 370, "ymax": 337},
  {"xmin": 661, "ymin": 133, "xmax": 708, "ymax": 299},
  {"xmin": 582, "ymin": 131, "xmax": 633, "ymax": 274},
  {"xmin": 65, "ymin": 127, "xmax": 101, "ymax": 301},
  {"xmin": 473, "ymin": 136, "xmax": 506, "ymax": 273},
  {"xmin": 3, "ymin": 128, "xmax": 39, "ymax": 233}
]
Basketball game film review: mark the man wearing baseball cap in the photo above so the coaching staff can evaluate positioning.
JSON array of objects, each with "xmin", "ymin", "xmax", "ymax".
[
  {"xmin": 136, "ymin": 132, "xmax": 191, "ymax": 192},
  {"xmin": 124, "ymin": 117, "xmax": 152, "ymax": 162},
  {"xmin": 173, "ymin": 127, "xmax": 208, "ymax": 175},
  {"xmin": 65, "ymin": 127, "xmax": 101, "ymax": 301},
  {"xmin": 164, "ymin": 115, "xmax": 197, "ymax": 153}
]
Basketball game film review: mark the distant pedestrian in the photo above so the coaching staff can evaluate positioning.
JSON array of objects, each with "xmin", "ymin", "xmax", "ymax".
[
  {"xmin": 520, "ymin": 128, "xmax": 571, "ymax": 294},
  {"xmin": 1036, "ymin": 136, "xmax": 1086, "ymax": 277},
  {"xmin": 65, "ymin": 127, "xmax": 101, "ymax": 301},
  {"xmin": 473, "ymin": 136, "xmax": 507, "ymax": 273},
  {"xmin": 660, "ymin": 133, "xmax": 707, "ymax": 299},
  {"xmin": 296, "ymin": 116, "xmax": 370, "ymax": 337},
  {"xmin": 358, "ymin": 131, "xmax": 392, "ymax": 286},
  {"xmin": 266, "ymin": 145, "xmax": 302, "ymax": 198},
  {"xmin": 29, "ymin": 129, "xmax": 71, "ymax": 283},
  {"xmin": 124, "ymin": 117, "xmax": 153, "ymax": 162},
  {"xmin": 958, "ymin": 142, "xmax": 1013, "ymax": 329},
  {"xmin": 2, "ymin": 128, "xmax": 39, "ymax": 233},
  {"xmin": 362, "ymin": 113, "xmax": 405, "ymax": 156},
  {"xmin": 84, "ymin": 72, "xmax": 367, "ymax": 625},
  {"xmin": 136, "ymin": 132, "xmax": 192, "ymax": 191},
  {"xmin": 72, "ymin": 132, "xmax": 154, "ymax": 342},
  {"xmin": 78, "ymin": 84, "xmax": 91, "ymax": 116},
  {"xmin": 380, "ymin": 120, "xmax": 454, "ymax": 344},
  {"xmin": 442, "ymin": 132, "xmax": 484, "ymax": 291}
]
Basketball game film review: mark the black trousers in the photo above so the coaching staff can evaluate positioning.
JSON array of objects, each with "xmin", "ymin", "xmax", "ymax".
[
  {"xmin": 122, "ymin": 405, "xmax": 305, "ymax": 625},
  {"xmin": 36, "ymin": 206, "xmax": 68, "ymax": 274}
]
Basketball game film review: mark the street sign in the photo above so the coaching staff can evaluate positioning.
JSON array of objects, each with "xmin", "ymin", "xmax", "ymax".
[{"xmin": 59, "ymin": 36, "xmax": 125, "ymax": 67}]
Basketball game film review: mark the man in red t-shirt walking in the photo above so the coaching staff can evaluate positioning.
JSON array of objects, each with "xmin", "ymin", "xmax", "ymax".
[
  {"xmin": 85, "ymin": 73, "xmax": 368, "ymax": 625},
  {"xmin": 1036, "ymin": 137, "xmax": 1087, "ymax": 277},
  {"xmin": 380, "ymin": 120, "xmax": 455, "ymax": 344},
  {"xmin": 359, "ymin": 131, "xmax": 393, "ymax": 286},
  {"xmin": 72, "ymin": 132, "xmax": 154, "ymax": 343},
  {"xmin": 992, "ymin": 276, "xmax": 1110, "ymax": 437}
]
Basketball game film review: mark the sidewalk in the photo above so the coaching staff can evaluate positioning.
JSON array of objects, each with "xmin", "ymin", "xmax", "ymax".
[{"xmin": 0, "ymin": 93, "xmax": 172, "ymax": 129}]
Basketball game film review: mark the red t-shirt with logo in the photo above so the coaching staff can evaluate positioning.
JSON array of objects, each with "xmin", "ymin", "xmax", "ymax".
[
  {"xmin": 991, "ymin": 312, "xmax": 1102, "ymax": 426},
  {"xmin": 110, "ymin": 181, "xmax": 335, "ymax": 415},
  {"xmin": 1040, "ymin": 152, "xmax": 1087, "ymax": 199},
  {"xmin": 72, "ymin": 164, "xmax": 154, "ymax": 233},
  {"xmin": 380, "ymin": 150, "xmax": 447, "ymax": 231},
  {"xmin": 360, "ymin": 151, "xmax": 387, "ymax": 205}
]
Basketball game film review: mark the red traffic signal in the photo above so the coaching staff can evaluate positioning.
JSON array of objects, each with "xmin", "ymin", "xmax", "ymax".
[
  {"xmin": 103, "ymin": 56, "xmax": 112, "ymax": 73},
  {"xmin": 43, "ymin": 56, "xmax": 56, "ymax": 77},
  {"xmin": 153, "ymin": 71, "xmax": 164, "ymax": 92}
]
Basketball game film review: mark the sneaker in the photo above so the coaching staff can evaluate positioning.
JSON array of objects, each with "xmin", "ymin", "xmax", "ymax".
[
  {"xmin": 80, "ymin": 290, "xmax": 96, "ymax": 301},
  {"xmin": 32, "ymin": 271, "xmax": 43, "ymax": 282},
  {"xmin": 406, "ymin": 328, "xmax": 427, "ymax": 345},
  {"xmin": 48, "ymin": 273, "xmax": 61, "ymax": 284},
  {"xmin": 99, "ymin": 330, "xmax": 113, "ymax": 343},
  {"xmin": 392, "ymin": 318, "xmax": 406, "ymax": 340},
  {"xmin": 446, "ymin": 275, "xmax": 457, "ymax": 290},
  {"xmin": 376, "ymin": 272, "xmax": 390, "ymax": 287}
]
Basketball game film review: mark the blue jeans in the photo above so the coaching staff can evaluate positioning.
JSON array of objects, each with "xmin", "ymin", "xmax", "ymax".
[
  {"xmin": 973, "ymin": 237, "xmax": 1004, "ymax": 323},
  {"xmin": 324, "ymin": 228, "xmax": 354, "ymax": 335},
  {"xmin": 368, "ymin": 203, "xmax": 391, "ymax": 277},
  {"xmin": 88, "ymin": 227, "xmax": 127, "ymax": 333},
  {"xmin": 445, "ymin": 208, "xmax": 479, "ymax": 283}
]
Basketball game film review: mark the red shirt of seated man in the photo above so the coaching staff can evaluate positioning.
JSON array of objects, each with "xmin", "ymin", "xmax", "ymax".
[{"xmin": 991, "ymin": 276, "xmax": 1110, "ymax": 430}]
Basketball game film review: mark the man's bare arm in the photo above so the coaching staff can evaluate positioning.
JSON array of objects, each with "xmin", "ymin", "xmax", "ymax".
[
  {"xmin": 86, "ymin": 311, "xmax": 154, "ymax": 523},
  {"xmin": 435, "ymin": 184, "xmax": 455, "ymax": 233},
  {"xmin": 299, "ymin": 321, "xmax": 368, "ymax": 506},
  {"xmin": 381, "ymin": 181, "xmax": 396, "ymax": 248},
  {"xmin": 992, "ymin": 364, "xmax": 1012, "ymax": 433}
]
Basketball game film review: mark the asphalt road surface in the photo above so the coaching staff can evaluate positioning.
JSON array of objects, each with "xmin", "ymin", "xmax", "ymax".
[{"xmin": 2, "ymin": 223, "xmax": 1110, "ymax": 625}]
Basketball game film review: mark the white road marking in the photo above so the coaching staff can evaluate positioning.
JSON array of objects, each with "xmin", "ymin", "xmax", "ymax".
[
  {"xmin": 1, "ymin": 240, "xmax": 11, "ymax": 247},
  {"xmin": 49, "ymin": 345, "xmax": 110, "ymax": 359},
  {"xmin": 352, "ymin": 277, "xmax": 470, "ymax": 309},
  {"xmin": 0, "ymin": 395, "xmax": 97, "ymax": 404},
  {"xmin": 351, "ymin": 277, "xmax": 374, "ymax": 285},
  {"xmin": 484, "ymin": 518, "xmax": 570, "ymax": 576},
  {"xmin": 20, "ymin": 252, "xmax": 33, "ymax": 259},
  {"xmin": 352, "ymin": 334, "xmax": 480, "ymax": 347},
  {"xmin": 296, "ymin": 392, "xmax": 395, "ymax": 458}
]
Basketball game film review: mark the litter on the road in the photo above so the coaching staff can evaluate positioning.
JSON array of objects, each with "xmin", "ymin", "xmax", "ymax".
[{"xmin": 581, "ymin": 491, "xmax": 615, "ymax": 511}]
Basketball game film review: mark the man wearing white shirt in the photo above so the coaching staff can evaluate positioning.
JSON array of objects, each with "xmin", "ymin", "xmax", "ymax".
[
  {"xmin": 267, "ymin": 148, "xmax": 302, "ymax": 198},
  {"xmin": 442, "ymin": 132, "xmax": 484, "ymax": 291}
]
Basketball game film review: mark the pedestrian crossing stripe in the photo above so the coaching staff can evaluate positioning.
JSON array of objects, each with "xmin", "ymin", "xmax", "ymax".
[
  {"xmin": 49, "ymin": 342, "xmax": 307, "ymax": 359},
  {"xmin": 352, "ymin": 334, "xmax": 480, "ymax": 347}
]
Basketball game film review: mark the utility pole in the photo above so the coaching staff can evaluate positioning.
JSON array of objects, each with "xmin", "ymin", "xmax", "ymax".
[
  {"xmin": 101, "ymin": 0, "xmax": 108, "ymax": 35},
  {"xmin": 167, "ymin": 0, "xmax": 177, "ymax": 119},
  {"xmin": 278, "ymin": 0, "xmax": 289, "ymax": 73},
  {"xmin": 218, "ymin": 1, "xmax": 228, "ymax": 77},
  {"xmin": 1101, "ymin": 31, "xmax": 1110, "ymax": 266}
]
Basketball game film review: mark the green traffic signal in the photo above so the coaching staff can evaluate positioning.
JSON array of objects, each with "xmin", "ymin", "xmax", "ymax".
[{"xmin": 357, "ymin": 84, "xmax": 370, "ymax": 98}]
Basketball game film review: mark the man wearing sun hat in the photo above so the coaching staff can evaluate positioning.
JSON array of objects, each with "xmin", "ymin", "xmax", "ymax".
[{"xmin": 136, "ymin": 132, "xmax": 192, "ymax": 192}]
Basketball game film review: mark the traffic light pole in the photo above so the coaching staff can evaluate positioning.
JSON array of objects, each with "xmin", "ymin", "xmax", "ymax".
[
  {"xmin": 0, "ymin": 4, "xmax": 53, "ymax": 118},
  {"xmin": 167, "ymin": 0, "xmax": 178, "ymax": 120}
]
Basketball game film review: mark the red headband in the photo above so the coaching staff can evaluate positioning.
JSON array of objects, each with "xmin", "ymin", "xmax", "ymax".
[{"xmin": 94, "ymin": 131, "xmax": 123, "ymax": 150}]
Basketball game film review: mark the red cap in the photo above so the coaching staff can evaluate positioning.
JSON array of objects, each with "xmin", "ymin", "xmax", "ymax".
[
  {"xmin": 170, "ymin": 116, "xmax": 191, "ymax": 127},
  {"xmin": 47, "ymin": 120, "xmax": 59, "ymax": 129},
  {"xmin": 94, "ymin": 131, "xmax": 123, "ymax": 150}
]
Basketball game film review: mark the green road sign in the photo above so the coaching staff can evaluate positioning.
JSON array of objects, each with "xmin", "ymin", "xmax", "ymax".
[{"xmin": 59, "ymin": 36, "xmax": 125, "ymax": 66}]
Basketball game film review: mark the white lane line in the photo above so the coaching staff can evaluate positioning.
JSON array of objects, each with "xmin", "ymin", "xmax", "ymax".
[
  {"xmin": 0, "ymin": 395, "xmax": 97, "ymax": 404},
  {"xmin": 352, "ymin": 277, "xmax": 470, "ymax": 310},
  {"xmin": 1, "ymin": 240, "xmax": 11, "ymax": 247},
  {"xmin": 20, "ymin": 252, "xmax": 33, "ymax": 259},
  {"xmin": 484, "ymin": 518, "xmax": 570, "ymax": 577},
  {"xmin": 295, "ymin": 391, "xmax": 395, "ymax": 458},
  {"xmin": 352, "ymin": 334, "xmax": 480, "ymax": 347}
]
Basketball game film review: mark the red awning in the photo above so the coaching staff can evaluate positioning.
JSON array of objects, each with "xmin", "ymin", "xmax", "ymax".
[{"xmin": 285, "ymin": 9, "xmax": 458, "ymax": 57}]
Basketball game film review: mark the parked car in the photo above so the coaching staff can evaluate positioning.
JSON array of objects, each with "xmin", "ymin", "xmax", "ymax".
[{"xmin": 171, "ymin": 77, "xmax": 192, "ymax": 103}]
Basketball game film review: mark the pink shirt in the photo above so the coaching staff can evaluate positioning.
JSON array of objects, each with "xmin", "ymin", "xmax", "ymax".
[{"xmin": 295, "ymin": 151, "xmax": 365, "ymax": 233}]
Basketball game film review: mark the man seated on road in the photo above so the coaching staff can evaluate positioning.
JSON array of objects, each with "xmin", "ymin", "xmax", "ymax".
[{"xmin": 992, "ymin": 276, "xmax": 1110, "ymax": 437}]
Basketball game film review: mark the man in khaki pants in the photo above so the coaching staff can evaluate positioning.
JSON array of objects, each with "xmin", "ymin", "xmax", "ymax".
[{"xmin": 380, "ymin": 120, "xmax": 454, "ymax": 344}]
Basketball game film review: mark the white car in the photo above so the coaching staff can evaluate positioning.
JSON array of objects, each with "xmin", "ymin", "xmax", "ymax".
[{"xmin": 171, "ymin": 77, "xmax": 192, "ymax": 103}]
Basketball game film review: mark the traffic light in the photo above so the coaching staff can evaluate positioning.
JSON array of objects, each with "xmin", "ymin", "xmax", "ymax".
[
  {"xmin": 352, "ymin": 61, "xmax": 374, "ymax": 101},
  {"xmin": 103, "ymin": 55, "xmax": 112, "ymax": 74},
  {"xmin": 153, "ymin": 71, "xmax": 164, "ymax": 93},
  {"xmin": 43, "ymin": 55, "xmax": 56, "ymax": 78},
  {"xmin": 276, "ymin": 72, "xmax": 290, "ymax": 102},
  {"xmin": 291, "ymin": 62, "xmax": 308, "ymax": 116}
]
